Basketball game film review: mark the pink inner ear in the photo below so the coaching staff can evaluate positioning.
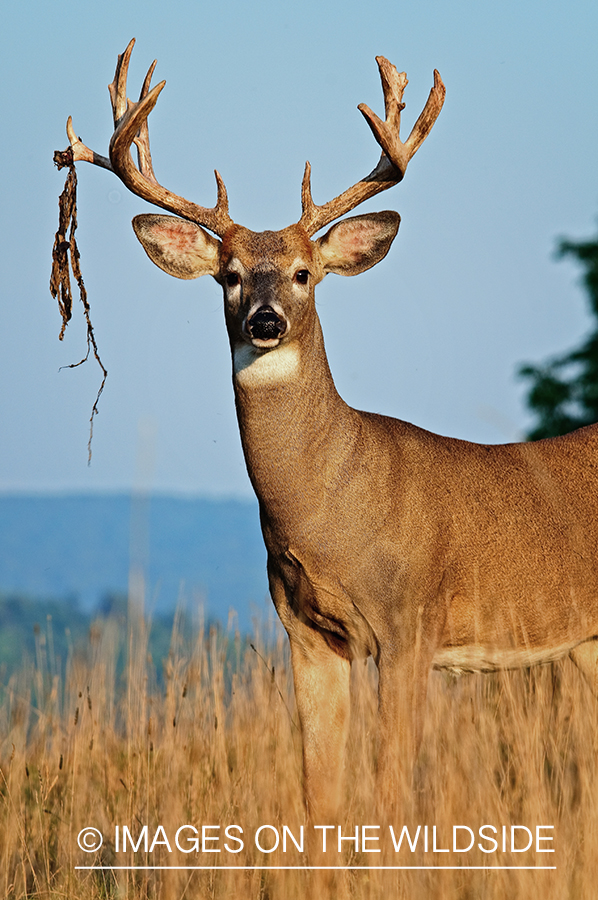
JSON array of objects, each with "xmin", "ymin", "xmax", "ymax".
[
  {"xmin": 336, "ymin": 221, "xmax": 380, "ymax": 258},
  {"xmin": 152, "ymin": 221, "xmax": 198, "ymax": 253},
  {"xmin": 342, "ymin": 232, "xmax": 371, "ymax": 254}
]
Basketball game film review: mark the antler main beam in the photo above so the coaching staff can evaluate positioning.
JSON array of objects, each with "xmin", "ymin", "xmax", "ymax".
[
  {"xmin": 56, "ymin": 39, "xmax": 233, "ymax": 238},
  {"xmin": 298, "ymin": 58, "xmax": 445, "ymax": 236}
]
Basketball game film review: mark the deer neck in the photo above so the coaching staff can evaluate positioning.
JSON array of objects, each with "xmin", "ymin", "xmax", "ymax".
[{"xmin": 231, "ymin": 314, "xmax": 355, "ymax": 508}]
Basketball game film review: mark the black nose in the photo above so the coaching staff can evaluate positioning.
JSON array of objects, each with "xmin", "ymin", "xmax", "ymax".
[{"xmin": 247, "ymin": 306, "xmax": 286, "ymax": 340}]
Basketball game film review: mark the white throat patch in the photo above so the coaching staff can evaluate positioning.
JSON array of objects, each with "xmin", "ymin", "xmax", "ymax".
[{"xmin": 233, "ymin": 343, "xmax": 300, "ymax": 386}]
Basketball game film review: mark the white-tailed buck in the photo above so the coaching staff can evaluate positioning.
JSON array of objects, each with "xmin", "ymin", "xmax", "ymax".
[{"xmin": 59, "ymin": 40, "xmax": 598, "ymax": 818}]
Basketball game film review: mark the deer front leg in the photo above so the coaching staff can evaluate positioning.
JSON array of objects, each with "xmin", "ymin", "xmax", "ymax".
[
  {"xmin": 268, "ymin": 565, "xmax": 352, "ymax": 820},
  {"xmin": 289, "ymin": 626, "xmax": 352, "ymax": 821}
]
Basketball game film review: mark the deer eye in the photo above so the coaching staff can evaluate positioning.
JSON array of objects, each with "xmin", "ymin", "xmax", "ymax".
[
  {"xmin": 226, "ymin": 272, "xmax": 240, "ymax": 287},
  {"xmin": 295, "ymin": 269, "xmax": 309, "ymax": 285}
]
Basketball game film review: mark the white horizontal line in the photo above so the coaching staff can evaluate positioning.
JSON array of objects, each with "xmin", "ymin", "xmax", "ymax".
[{"xmin": 75, "ymin": 865, "xmax": 557, "ymax": 871}]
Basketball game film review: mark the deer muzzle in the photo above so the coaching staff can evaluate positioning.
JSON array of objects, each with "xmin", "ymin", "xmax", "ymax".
[{"xmin": 246, "ymin": 306, "xmax": 287, "ymax": 345}]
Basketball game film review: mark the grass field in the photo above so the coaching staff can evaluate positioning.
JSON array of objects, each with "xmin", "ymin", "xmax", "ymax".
[{"xmin": 1, "ymin": 604, "xmax": 597, "ymax": 899}]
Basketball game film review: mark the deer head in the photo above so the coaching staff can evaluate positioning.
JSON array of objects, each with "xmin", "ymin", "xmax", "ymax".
[{"xmin": 60, "ymin": 39, "xmax": 444, "ymax": 362}]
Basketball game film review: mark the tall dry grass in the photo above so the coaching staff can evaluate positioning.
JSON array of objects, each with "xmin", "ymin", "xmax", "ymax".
[{"xmin": 1, "ymin": 604, "xmax": 597, "ymax": 899}]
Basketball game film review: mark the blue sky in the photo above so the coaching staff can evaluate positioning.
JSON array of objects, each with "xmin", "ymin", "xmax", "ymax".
[{"xmin": 1, "ymin": 0, "xmax": 597, "ymax": 496}]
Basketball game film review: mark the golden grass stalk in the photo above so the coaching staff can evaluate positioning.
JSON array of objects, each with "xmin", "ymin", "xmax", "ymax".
[{"xmin": 1, "ymin": 607, "xmax": 597, "ymax": 899}]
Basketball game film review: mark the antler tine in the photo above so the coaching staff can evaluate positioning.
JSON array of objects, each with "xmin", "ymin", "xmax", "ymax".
[
  {"xmin": 133, "ymin": 58, "xmax": 159, "ymax": 184},
  {"xmin": 403, "ymin": 69, "xmax": 446, "ymax": 158},
  {"xmin": 108, "ymin": 37, "xmax": 136, "ymax": 126},
  {"xmin": 377, "ymin": 57, "xmax": 409, "ymax": 130},
  {"xmin": 299, "ymin": 58, "xmax": 445, "ymax": 237},
  {"xmin": 300, "ymin": 161, "xmax": 314, "ymax": 222},
  {"xmin": 55, "ymin": 40, "xmax": 234, "ymax": 237}
]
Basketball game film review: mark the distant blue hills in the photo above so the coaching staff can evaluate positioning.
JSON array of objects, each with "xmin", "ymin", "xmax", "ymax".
[{"xmin": 0, "ymin": 494, "xmax": 269, "ymax": 630}]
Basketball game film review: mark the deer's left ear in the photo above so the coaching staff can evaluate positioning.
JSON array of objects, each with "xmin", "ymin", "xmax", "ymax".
[
  {"xmin": 132, "ymin": 214, "xmax": 221, "ymax": 279},
  {"xmin": 315, "ymin": 211, "xmax": 400, "ymax": 276}
]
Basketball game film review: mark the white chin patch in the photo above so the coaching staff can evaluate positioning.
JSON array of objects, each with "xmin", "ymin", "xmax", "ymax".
[{"xmin": 233, "ymin": 342, "xmax": 300, "ymax": 386}]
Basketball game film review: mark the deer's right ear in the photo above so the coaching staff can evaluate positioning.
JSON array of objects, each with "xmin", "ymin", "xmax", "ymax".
[{"xmin": 132, "ymin": 214, "xmax": 221, "ymax": 279}]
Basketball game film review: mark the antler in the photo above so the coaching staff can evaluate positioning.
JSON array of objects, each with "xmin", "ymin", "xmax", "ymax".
[
  {"xmin": 56, "ymin": 39, "xmax": 233, "ymax": 238},
  {"xmin": 56, "ymin": 44, "xmax": 443, "ymax": 240},
  {"xmin": 299, "ymin": 58, "xmax": 445, "ymax": 236}
]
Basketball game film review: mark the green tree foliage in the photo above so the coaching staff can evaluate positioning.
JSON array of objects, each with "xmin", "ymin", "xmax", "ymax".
[{"xmin": 519, "ymin": 227, "xmax": 598, "ymax": 440}]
